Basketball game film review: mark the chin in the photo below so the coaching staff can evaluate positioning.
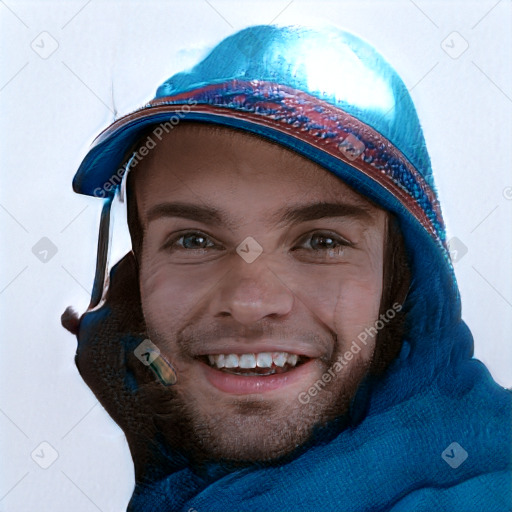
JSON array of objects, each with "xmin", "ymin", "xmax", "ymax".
[
  {"xmin": 186, "ymin": 404, "xmax": 316, "ymax": 463},
  {"xmin": 160, "ymin": 380, "xmax": 357, "ymax": 465}
]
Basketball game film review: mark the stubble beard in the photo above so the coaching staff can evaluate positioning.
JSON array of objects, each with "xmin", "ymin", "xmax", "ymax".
[{"xmin": 146, "ymin": 333, "xmax": 375, "ymax": 465}]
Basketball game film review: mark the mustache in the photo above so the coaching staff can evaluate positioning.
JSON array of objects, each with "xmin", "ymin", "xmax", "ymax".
[{"xmin": 173, "ymin": 321, "xmax": 336, "ymax": 361}]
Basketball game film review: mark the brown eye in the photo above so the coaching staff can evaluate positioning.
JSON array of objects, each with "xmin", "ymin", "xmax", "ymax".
[
  {"xmin": 309, "ymin": 233, "xmax": 341, "ymax": 250},
  {"xmin": 297, "ymin": 231, "xmax": 352, "ymax": 251},
  {"xmin": 291, "ymin": 231, "xmax": 353, "ymax": 263}
]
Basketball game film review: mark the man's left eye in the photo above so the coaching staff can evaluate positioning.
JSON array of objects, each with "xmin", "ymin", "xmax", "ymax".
[{"xmin": 292, "ymin": 231, "xmax": 353, "ymax": 255}]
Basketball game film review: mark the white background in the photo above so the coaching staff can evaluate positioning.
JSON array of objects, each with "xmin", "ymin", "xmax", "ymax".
[{"xmin": 1, "ymin": 1, "xmax": 511, "ymax": 510}]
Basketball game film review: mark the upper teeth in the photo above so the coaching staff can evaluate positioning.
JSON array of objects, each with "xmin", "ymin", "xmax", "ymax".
[{"xmin": 207, "ymin": 352, "xmax": 299, "ymax": 369}]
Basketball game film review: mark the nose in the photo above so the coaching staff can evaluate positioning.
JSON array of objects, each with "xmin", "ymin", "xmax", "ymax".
[{"xmin": 209, "ymin": 257, "xmax": 294, "ymax": 325}]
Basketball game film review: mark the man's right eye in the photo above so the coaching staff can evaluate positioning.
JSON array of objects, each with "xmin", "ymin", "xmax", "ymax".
[{"xmin": 163, "ymin": 231, "xmax": 219, "ymax": 252}]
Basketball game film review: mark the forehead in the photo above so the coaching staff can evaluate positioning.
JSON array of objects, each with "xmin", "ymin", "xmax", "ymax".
[{"xmin": 131, "ymin": 123, "xmax": 380, "ymax": 216}]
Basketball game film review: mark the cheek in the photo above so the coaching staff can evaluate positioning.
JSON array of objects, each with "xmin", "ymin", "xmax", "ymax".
[
  {"xmin": 283, "ymin": 260, "xmax": 383, "ymax": 353},
  {"xmin": 139, "ymin": 258, "xmax": 221, "ymax": 335},
  {"xmin": 332, "ymin": 253, "xmax": 384, "ymax": 353},
  {"xmin": 334, "ymin": 277, "xmax": 382, "ymax": 339},
  {"xmin": 264, "ymin": 257, "xmax": 383, "ymax": 340}
]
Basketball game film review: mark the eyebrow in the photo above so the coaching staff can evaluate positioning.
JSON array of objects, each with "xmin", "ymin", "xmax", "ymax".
[
  {"xmin": 147, "ymin": 202, "xmax": 226, "ymax": 225},
  {"xmin": 145, "ymin": 200, "xmax": 374, "ymax": 228},
  {"xmin": 269, "ymin": 201, "xmax": 374, "ymax": 227}
]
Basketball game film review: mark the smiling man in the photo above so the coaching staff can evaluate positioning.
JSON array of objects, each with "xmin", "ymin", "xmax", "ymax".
[
  {"xmin": 129, "ymin": 122, "xmax": 394, "ymax": 463},
  {"xmin": 62, "ymin": 25, "xmax": 511, "ymax": 512}
]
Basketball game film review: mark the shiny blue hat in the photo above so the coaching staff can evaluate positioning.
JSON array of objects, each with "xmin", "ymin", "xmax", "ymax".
[{"xmin": 73, "ymin": 25, "xmax": 457, "ymax": 319}]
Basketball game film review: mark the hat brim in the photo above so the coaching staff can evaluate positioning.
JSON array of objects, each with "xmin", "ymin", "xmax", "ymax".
[{"xmin": 73, "ymin": 81, "xmax": 444, "ymax": 253}]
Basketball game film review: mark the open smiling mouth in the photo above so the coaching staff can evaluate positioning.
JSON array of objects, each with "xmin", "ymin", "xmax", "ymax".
[
  {"xmin": 198, "ymin": 352, "xmax": 310, "ymax": 376},
  {"xmin": 196, "ymin": 351, "xmax": 317, "ymax": 394}
]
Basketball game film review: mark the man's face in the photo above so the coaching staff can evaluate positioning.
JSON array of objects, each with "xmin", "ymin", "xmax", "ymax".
[{"xmin": 133, "ymin": 124, "xmax": 388, "ymax": 462}]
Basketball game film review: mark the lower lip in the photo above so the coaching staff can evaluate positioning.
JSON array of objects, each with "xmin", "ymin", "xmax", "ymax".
[{"xmin": 199, "ymin": 359, "xmax": 317, "ymax": 395}]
